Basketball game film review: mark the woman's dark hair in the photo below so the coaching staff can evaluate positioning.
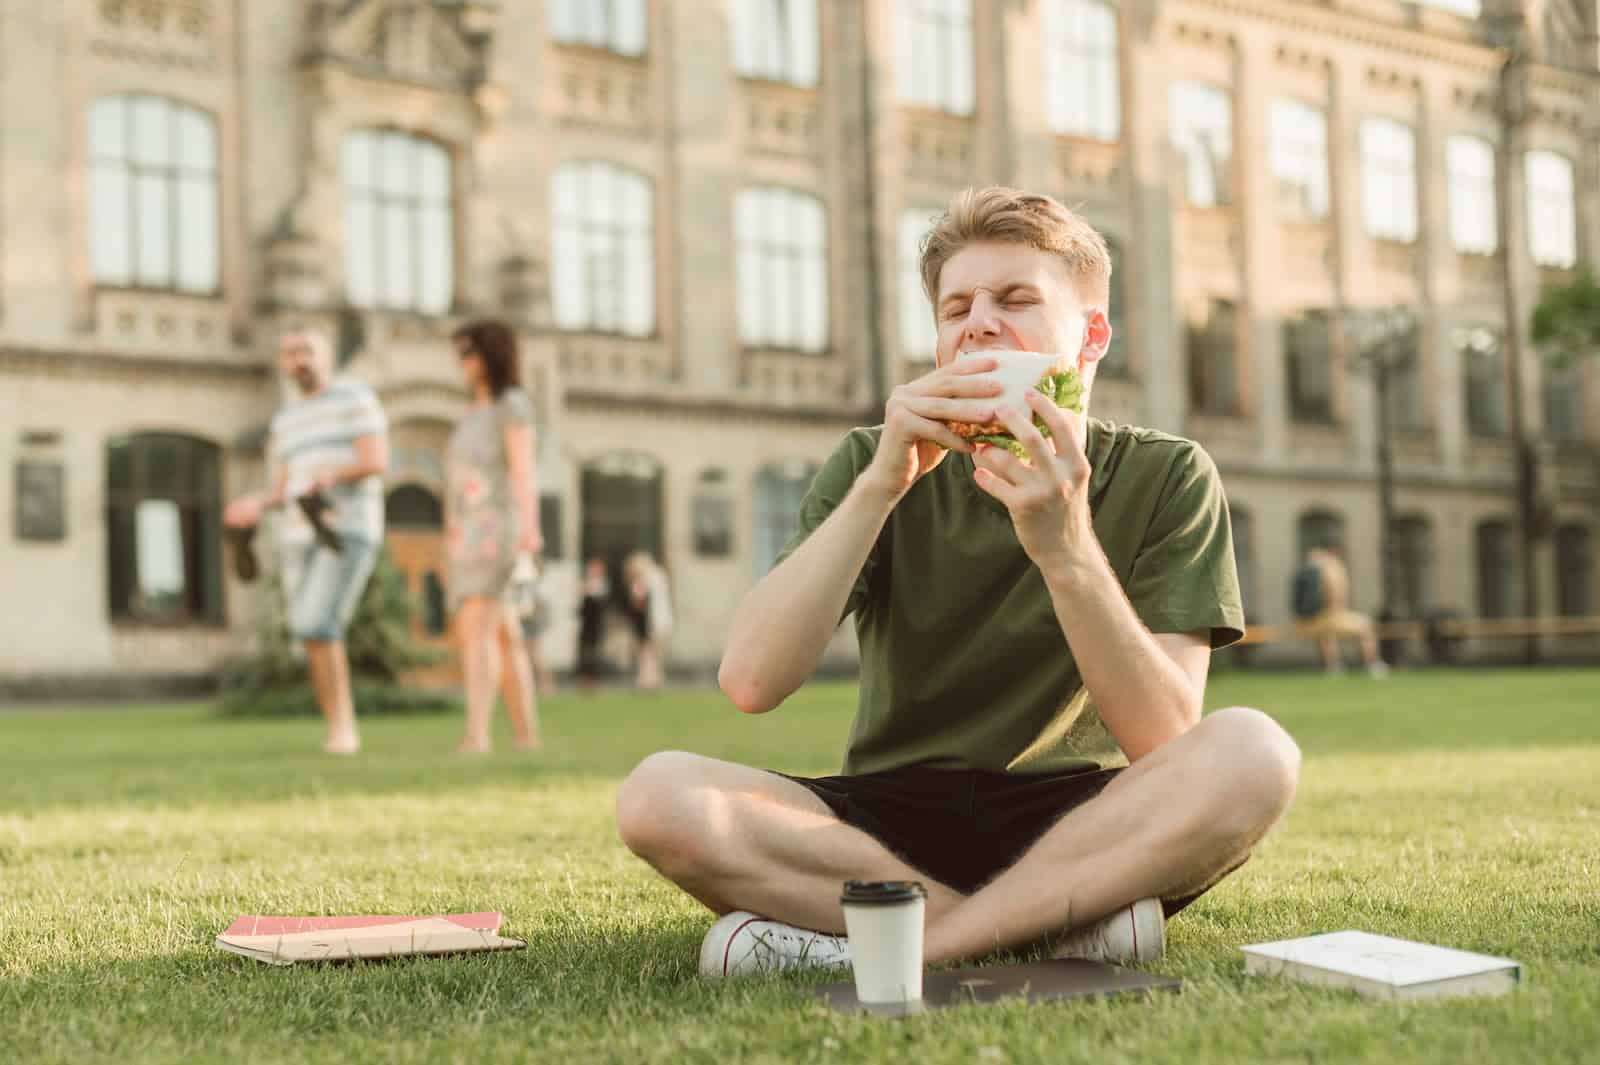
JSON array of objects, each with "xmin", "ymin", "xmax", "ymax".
[{"xmin": 453, "ymin": 319, "xmax": 521, "ymax": 397}]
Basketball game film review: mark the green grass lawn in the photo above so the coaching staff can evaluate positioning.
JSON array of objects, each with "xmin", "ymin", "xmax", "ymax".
[{"xmin": 2, "ymin": 669, "xmax": 1597, "ymax": 1064}]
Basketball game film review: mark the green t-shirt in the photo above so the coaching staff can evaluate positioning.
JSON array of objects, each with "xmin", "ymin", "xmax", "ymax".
[{"xmin": 775, "ymin": 419, "xmax": 1245, "ymax": 777}]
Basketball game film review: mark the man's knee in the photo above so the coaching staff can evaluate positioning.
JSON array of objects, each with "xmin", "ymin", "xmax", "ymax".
[
  {"xmin": 1203, "ymin": 706, "xmax": 1301, "ymax": 825},
  {"xmin": 615, "ymin": 751, "xmax": 716, "ymax": 871}
]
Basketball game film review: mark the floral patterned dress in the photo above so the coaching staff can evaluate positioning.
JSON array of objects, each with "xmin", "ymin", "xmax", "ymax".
[{"xmin": 446, "ymin": 388, "xmax": 534, "ymax": 610}]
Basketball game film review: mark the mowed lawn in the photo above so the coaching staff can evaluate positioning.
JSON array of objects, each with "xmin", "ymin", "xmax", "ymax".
[{"xmin": 2, "ymin": 669, "xmax": 1598, "ymax": 1065}]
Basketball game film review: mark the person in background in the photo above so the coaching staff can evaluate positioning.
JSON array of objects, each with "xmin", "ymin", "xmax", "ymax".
[
  {"xmin": 576, "ymin": 556, "xmax": 610, "ymax": 692},
  {"xmin": 1294, "ymin": 545, "xmax": 1389, "ymax": 678},
  {"xmin": 447, "ymin": 320, "xmax": 542, "ymax": 753},
  {"xmin": 625, "ymin": 551, "xmax": 673, "ymax": 690},
  {"xmin": 223, "ymin": 328, "xmax": 389, "ymax": 754}
]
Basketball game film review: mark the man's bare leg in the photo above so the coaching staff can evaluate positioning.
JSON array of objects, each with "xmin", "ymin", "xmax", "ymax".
[
  {"xmin": 305, "ymin": 639, "xmax": 358, "ymax": 753},
  {"xmin": 616, "ymin": 753, "xmax": 965, "ymax": 932},
  {"xmin": 921, "ymin": 706, "xmax": 1298, "ymax": 962},
  {"xmin": 618, "ymin": 707, "xmax": 1297, "ymax": 963},
  {"xmin": 1317, "ymin": 634, "xmax": 1340, "ymax": 672}
]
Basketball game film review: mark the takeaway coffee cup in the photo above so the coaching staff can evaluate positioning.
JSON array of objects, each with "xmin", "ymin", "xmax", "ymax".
[{"xmin": 840, "ymin": 880, "xmax": 927, "ymax": 1014}]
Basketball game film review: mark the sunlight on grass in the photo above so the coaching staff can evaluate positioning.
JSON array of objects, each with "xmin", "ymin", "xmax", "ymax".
[{"xmin": 1, "ymin": 670, "xmax": 1597, "ymax": 1063}]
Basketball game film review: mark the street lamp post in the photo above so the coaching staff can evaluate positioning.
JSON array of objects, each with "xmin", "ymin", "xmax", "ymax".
[{"xmin": 1345, "ymin": 306, "xmax": 1418, "ymax": 631}]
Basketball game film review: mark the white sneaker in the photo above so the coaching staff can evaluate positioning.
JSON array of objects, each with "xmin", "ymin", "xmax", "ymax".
[
  {"xmin": 1050, "ymin": 898, "xmax": 1165, "ymax": 964},
  {"xmin": 698, "ymin": 911, "xmax": 852, "ymax": 979}
]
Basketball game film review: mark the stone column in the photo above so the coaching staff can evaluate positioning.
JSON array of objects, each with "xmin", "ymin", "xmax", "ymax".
[{"xmin": 1234, "ymin": 26, "xmax": 1282, "ymax": 460}]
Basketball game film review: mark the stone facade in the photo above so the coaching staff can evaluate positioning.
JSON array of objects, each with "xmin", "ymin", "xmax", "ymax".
[{"xmin": 1, "ymin": 0, "xmax": 1597, "ymax": 689}]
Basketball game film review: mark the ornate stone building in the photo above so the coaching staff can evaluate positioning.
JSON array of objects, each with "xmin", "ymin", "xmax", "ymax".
[{"xmin": 1, "ymin": 0, "xmax": 1597, "ymax": 691}]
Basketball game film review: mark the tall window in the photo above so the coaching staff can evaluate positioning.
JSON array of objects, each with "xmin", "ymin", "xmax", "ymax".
[
  {"xmin": 549, "ymin": 0, "xmax": 646, "ymax": 56},
  {"xmin": 732, "ymin": 0, "xmax": 818, "ymax": 86},
  {"xmin": 736, "ymin": 188, "xmax": 828, "ymax": 352},
  {"xmin": 1046, "ymin": 0, "xmax": 1119, "ymax": 141},
  {"xmin": 1285, "ymin": 309, "xmax": 1334, "ymax": 423},
  {"xmin": 1555, "ymin": 524, "xmax": 1593, "ymax": 618},
  {"xmin": 1230, "ymin": 507, "xmax": 1256, "ymax": 619},
  {"xmin": 89, "ymin": 95, "xmax": 219, "ymax": 293},
  {"xmin": 106, "ymin": 433, "xmax": 223, "ymax": 624},
  {"xmin": 580, "ymin": 453, "xmax": 663, "ymax": 573},
  {"xmin": 1170, "ymin": 82, "xmax": 1233, "ymax": 208},
  {"xmin": 1446, "ymin": 135, "xmax": 1497, "ymax": 255},
  {"xmin": 1476, "ymin": 520, "xmax": 1515, "ymax": 619},
  {"xmin": 1360, "ymin": 117, "xmax": 1418, "ymax": 242},
  {"xmin": 1390, "ymin": 515, "xmax": 1433, "ymax": 619},
  {"xmin": 1268, "ymin": 99, "xmax": 1329, "ymax": 221},
  {"xmin": 753, "ymin": 461, "xmax": 819, "ymax": 576},
  {"xmin": 899, "ymin": 208, "xmax": 938, "ymax": 361},
  {"xmin": 1460, "ymin": 328, "xmax": 1506, "ymax": 437},
  {"xmin": 1383, "ymin": 314, "xmax": 1425, "ymax": 432},
  {"xmin": 342, "ymin": 130, "xmax": 453, "ymax": 314},
  {"xmin": 896, "ymin": 0, "xmax": 974, "ymax": 115},
  {"xmin": 1544, "ymin": 363, "xmax": 1585, "ymax": 442},
  {"xmin": 1099, "ymin": 236, "xmax": 1128, "ymax": 377},
  {"xmin": 1526, "ymin": 151, "xmax": 1577, "ymax": 269},
  {"xmin": 551, "ymin": 162, "xmax": 655, "ymax": 337},
  {"xmin": 1186, "ymin": 297, "xmax": 1238, "ymax": 415}
]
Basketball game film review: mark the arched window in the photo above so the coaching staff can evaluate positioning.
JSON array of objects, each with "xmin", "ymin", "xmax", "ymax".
[
  {"xmin": 1475, "ymin": 519, "xmax": 1515, "ymax": 619},
  {"xmin": 1390, "ymin": 514, "xmax": 1433, "ymax": 619},
  {"xmin": 1555, "ymin": 524, "xmax": 1593, "ymax": 618},
  {"xmin": 896, "ymin": 0, "xmax": 974, "ymax": 115},
  {"xmin": 342, "ymin": 129, "xmax": 454, "ymax": 314},
  {"xmin": 551, "ymin": 162, "xmax": 655, "ymax": 337},
  {"xmin": 385, "ymin": 484, "xmax": 444, "ymax": 529},
  {"xmin": 753, "ymin": 460, "xmax": 820, "ymax": 577},
  {"xmin": 89, "ymin": 95, "xmax": 219, "ymax": 293},
  {"xmin": 736, "ymin": 187, "xmax": 828, "ymax": 353},
  {"xmin": 1046, "ymin": 0, "xmax": 1119, "ymax": 141},
  {"xmin": 106, "ymin": 433, "xmax": 223, "ymax": 623},
  {"xmin": 732, "ymin": 0, "xmax": 819, "ymax": 86}
]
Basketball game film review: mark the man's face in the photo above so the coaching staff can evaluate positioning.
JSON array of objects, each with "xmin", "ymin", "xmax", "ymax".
[
  {"xmin": 278, "ymin": 334, "xmax": 330, "ymax": 395},
  {"xmin": 933, "ymin": 241, "xmax": 1111, "ymax": 379}
]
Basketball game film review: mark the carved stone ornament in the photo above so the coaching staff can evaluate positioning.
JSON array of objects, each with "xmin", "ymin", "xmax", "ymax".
[{"xmin": 309, "ymin": 0, "xmax": 498, "ymax": 91}]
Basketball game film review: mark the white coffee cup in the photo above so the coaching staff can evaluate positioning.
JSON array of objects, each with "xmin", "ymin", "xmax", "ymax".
[{"xmin": 840, "ymin": 880, "xmax": 927, "ymax": 1015}]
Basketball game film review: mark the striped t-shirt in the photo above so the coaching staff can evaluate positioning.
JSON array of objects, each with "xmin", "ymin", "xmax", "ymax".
[{"xmin": 269, "ymin": 377, "xmax": 388, "ymax": 547}]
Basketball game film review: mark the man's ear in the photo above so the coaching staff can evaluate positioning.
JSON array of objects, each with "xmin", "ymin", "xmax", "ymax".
[{"xmin": 1079, "ymin": 309, "xmax": 1112, "ymax": 370}]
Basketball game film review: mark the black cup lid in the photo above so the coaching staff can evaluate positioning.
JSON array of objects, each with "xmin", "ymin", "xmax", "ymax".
[{"xmin": 840, "ymin": 880, "xmax": 927, "ymax": 906}]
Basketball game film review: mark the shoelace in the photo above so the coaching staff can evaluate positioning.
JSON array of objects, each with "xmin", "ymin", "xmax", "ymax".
[{"xmin": 748, "ymin": 925, "xmax": 846, "ymax": 970}]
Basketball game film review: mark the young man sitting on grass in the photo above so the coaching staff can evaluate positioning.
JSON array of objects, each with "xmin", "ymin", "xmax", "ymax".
[{"xmin": 616, "ymin": 186, "xmax": 1302, "ymax": 977}]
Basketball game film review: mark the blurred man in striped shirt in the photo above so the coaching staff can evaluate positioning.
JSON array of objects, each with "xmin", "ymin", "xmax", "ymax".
[{"xmin": 224, "ymin": 329, "xmax": 389, "ymax": 753}]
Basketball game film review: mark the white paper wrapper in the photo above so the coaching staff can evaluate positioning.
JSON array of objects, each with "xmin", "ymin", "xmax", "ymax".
[{"xmin": 956, "ymin": 350, "xmax": 1066, "ymax": 410}]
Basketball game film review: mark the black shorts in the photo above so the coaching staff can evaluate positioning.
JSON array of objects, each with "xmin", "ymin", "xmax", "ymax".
[{"xmin": 777, "ymin": 764, "xmax": 1218, "ymax": 916}]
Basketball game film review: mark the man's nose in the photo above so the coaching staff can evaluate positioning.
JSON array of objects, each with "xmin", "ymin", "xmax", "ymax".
[{"xmin": 964, "ymin": 299, "xmax": 1004, "ymax": 344}]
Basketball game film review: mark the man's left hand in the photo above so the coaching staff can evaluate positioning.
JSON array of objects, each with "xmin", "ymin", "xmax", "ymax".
[{"xmin": 971, "ymin": 390, "xmax": 1096, "ymax": 574}]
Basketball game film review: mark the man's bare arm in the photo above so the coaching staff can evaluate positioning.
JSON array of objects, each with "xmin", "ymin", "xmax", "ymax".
[{"xmin": 718, "ymin": 476, "xmax": 898, "ymax": 714}]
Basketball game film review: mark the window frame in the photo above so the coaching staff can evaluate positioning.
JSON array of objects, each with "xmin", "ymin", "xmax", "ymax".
[
  {"xmin": 1169, "ymin": 81, "xmax": 1234, "ymax": 209},
  {"xmin": 735, "ymin": 186, "xmax": 830, "ymax": 354},
  {"xmin": 752, "ymin": 460, "xmax": 821, "ymax": 577},
  {"xmin": 1525, "ymin": 150, "xmax": 1577, "ymax": 270},
  {"xmin": 550, "ymin": 161, "xmax": 657, "ymax": 338},
  {"xmin": 341, "ymin": 128, "xmax": 456, "ymax": 316},
  {"xmin": 105, "ymin": 432, "xmax": 225, "ymax": 627},
  {"xmin": 88, "ymin": 93, "xmax": 221, "ymax": 295},
  {"xmin": 898, "ymin": 207, "xmax": 939, "ymax": 362},
  {"xmin": 1360, "ymin": 117, "xmax": 1419, "ymax": 243},
  {"xmin": 1186, "ymin": 296, "xmax": 1240, "ymax": 416},
  {"xmin": 549, "ymin": 0, "xmax": 648, "ymax": 57},
  {"xmin": 1268, "ymin": 98, "xmax": 1330, "ymax": 222},
  {"xmin": 1446, "ymin": 134, "xmax": 1498, "ymax": 255},
  {"xmin": 732, "ymin": 0, "xmax": 819, "ymax": 87},
  {"xmin": 1045, "ymin": 0, "xmax": 1120, "ymax": 142},
  {"xmin": 896, "ymin": 0, "xmax": 975, "ymax": 115},
  {"xmin": 1284, "ymin": 308, "xmax": 1335, "ymax": 424}
]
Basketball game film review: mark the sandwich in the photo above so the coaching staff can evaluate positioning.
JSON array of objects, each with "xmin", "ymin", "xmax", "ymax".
[{"xmin": 948, "ymin": 349, "xmax": 1085, "ymax": 459}]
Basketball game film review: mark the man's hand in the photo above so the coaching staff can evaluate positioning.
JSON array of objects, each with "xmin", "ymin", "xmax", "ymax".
[
  {"xmin": 309, "ymin": 468, "xmax": 342, "ymax": 495},
  {"xmin": 970, "ymin": 390, "xmax": 1095, "ymax": 575},
  {"xmin": 223, "ymin": 495, "xmax": 264, "ymax": 530},
  {"xmin": 517, "ymin": 523, "xmax": 544, "ymax": 559},
  {"xmin": 864, "ymin": 356, "xmax": 1004, "ymax": 502}
]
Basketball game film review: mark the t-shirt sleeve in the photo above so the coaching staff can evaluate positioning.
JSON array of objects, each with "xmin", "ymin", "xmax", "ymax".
[
  {"xmin": 496, "ymin": 388, "xmax": 535, "ymax": 430},
  {"xmin": 770, "ymin": 429, "xmax": 881, "ymax": 622},
  {"xmin": 344, "ymin": 382, "xmax": 388, "ymax": 438},
  {"xmin": 1123, "ymin": 443, "xmax": 1245, "ymax": 649}
]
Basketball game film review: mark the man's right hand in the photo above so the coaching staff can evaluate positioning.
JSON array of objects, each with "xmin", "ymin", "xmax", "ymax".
[
  {"xmin": 863, "ymin": 355, "xmax": 1002, "ymax": 502},
  {"xmin": 224, "ymin": 495, "xmax": 264, "ymax": 529}
]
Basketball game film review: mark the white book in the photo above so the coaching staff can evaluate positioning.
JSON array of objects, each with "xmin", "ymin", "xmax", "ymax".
[{"xmin": 1242, "ymin": 931, "xmax": 1521, "ymax": 1001}]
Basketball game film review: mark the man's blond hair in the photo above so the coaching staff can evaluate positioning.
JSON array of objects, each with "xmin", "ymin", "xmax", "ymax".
[{"xmin": 919, "ymin": 187, "xmax": 1112, "ymax": 311}]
